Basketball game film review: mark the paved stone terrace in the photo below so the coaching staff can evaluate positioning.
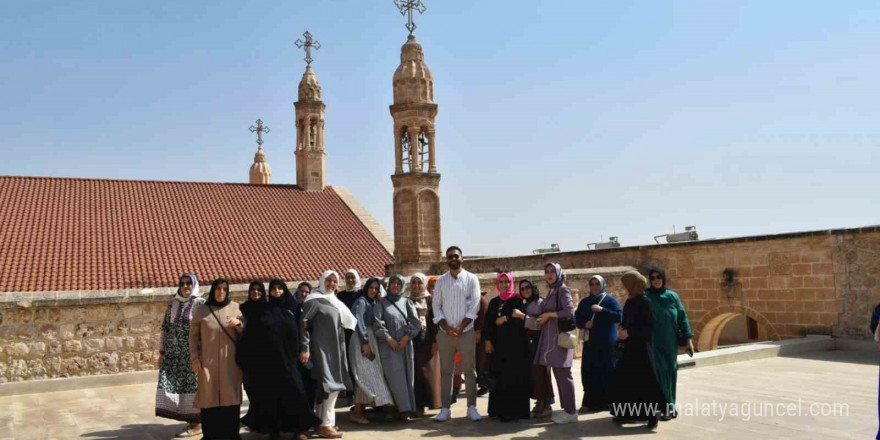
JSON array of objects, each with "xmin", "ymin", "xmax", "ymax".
[{"xmin": 0, "ymin": 349, "xmax": 875, "ymax": 440}]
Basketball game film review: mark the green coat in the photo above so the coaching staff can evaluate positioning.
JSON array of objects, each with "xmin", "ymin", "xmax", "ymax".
[{"xmin": 647, "ymin": 289, "xmax": 693, "ymax": 406}]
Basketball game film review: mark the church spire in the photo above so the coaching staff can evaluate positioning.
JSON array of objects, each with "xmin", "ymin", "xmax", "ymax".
[
  {"xmin": 248, "ymin": 119, "xmax": 272, "ymax": 185},
  {"xmin": 294, "ymin": 31, "xmax": 326, "ymax": 191},
  {"xmin": 390, "ymin": 1, "xmax": 441, "ymax": 264}
]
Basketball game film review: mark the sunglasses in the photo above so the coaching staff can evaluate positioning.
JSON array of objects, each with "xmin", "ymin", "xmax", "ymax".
[
  {"xmin": 446, "ymin": 254, "xmax": 461, "ymax": 260},
  {"xmin": 650, "ymin": 275, "xmax": 662, "ymax": 280},
  {"xmin": 180, "ymin": 281, "xmax": 193, "ymax": 286}
]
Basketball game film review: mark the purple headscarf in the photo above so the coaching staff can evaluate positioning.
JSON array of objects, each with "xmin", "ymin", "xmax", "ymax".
[{"xmin": 546, "ymin": 262, "xmax": 565, "ymax": 288}]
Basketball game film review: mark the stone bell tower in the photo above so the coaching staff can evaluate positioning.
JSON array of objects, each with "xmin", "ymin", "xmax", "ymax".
[
  {"xmin": 294, "ymin": 31, "xmax": 326, "ymax": 192},
  {"xmin": 389, "ymin": 32, "xmax": 441, "ymax": 264}
]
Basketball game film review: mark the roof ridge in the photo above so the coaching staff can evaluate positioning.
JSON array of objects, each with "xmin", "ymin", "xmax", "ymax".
[{"xmin": 0, "ymin": 175, "xmax": 304, "ymax": 188}]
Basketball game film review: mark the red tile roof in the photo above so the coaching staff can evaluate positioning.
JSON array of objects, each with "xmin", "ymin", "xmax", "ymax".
[{"xmin": 0, "ymin": 176, "xmax": 394, "ymax": 292}]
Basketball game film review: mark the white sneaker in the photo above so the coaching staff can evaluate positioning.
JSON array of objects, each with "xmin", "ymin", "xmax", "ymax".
[
  {"xmin": 553, "ymin": 411, "xmax": 578, "ymax": 424},
  {"xmin": 467, "ymin": 405, "xmax": 482, "ymax": 421},
  {"xmin": 435, "ymin": 408, "xmax": 451, "ymax": 422}
]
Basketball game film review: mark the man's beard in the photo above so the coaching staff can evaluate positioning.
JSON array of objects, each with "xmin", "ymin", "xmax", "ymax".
[{"xmin": 448, "ymin": 261, "xmax": 461, "ymax": 270}]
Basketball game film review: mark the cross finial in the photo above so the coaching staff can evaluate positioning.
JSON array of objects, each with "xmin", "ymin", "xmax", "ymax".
[
  {"xmin": 249, "ymin": 119, "xmax": 270, "ymax": 148},
  {"xmin": 294, "ymin": 31, "xmax": 321, "ymax": 66},
  {"xmin": 394, "ymin": 0, "xmax": 427, "ymax": 36}
]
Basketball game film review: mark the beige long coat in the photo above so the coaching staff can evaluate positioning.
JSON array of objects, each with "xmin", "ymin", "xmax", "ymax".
[{"xmin": 188, "ymin": 301, "xmax": 243, "ymax": 408}]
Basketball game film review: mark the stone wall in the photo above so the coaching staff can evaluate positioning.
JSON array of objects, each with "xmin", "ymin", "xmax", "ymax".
[
  {"xmin": 0, "ymin": 268, "xmax": 642, "ymax": 383},
  {"xmin": 459, "ymin": 226, "xmax": 880, "ymax": 343},
  {"xmin": 1, "ymin": 225, "xmax": 876, "ymax": 382},
  {"xmin": 0, "ymin": 283, "xmax": 272, "ymax": 383}
]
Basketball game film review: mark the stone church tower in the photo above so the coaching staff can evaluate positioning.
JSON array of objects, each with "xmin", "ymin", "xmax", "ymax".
[
  {"xmin": 295, "ymin": 65, "xmax": 326, "ymax": 191},
  {"xmin": 249, "ymin": 146, "xmax": 272, "ymax": 185},
  {"xmin": 390, "ymin": 34, "xmax": 441, "ymax": 264}
]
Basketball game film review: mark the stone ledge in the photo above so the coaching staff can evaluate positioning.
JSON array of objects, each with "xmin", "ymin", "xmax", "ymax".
[
  {"xmin": 0, "ymin": 370, "xmax": 157, "ymax": 397},
  {"xmin": 679, "ymin": 334, "xmax": 837, "ymax": 369},
  {"xmin": 475, "ymin": 267, "xmax": 638, "ymax": 282},
  {"xmin": 469, "ymin": 224, "xmax": 880, "ymax": 262},
  {"xmin": 0, "ymin": 281, "xmax": 318, "ymax": 309}
]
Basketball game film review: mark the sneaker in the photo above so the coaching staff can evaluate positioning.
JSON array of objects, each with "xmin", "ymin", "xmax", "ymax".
[
  {"xmin": 552, "ymin": 411, "xmax": 578, "ymax": 424},
  {"xmin": 435, "ymin": 408, "xmax": 451, "ymax": 422},
  {"xmin": 467, "ymin": 405, "xmax": 482, "ymax": 421},
  {"xmin": 535, "ymin": 405, "xmax": 553, "ymax": 419}
]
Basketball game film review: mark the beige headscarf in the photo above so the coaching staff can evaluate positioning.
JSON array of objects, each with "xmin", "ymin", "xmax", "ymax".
[
  {"xmin": 409, "ymin": 272, "xmax": 430, "ymax": 333},
  {"xmin": 621, "ymin": 270, "xmax": 648, "ymax": 295},
  {"xmin": 408, "ymin": 272, "xmax": 430, "ymax": 300}
]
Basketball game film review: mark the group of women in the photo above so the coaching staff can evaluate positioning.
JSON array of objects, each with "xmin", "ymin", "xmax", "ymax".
[
  {"xmin": 478, "ymin": 263, "xmax": 693, "ymax": 429},
  {"xmin": 154, "ymin": 264, "xmax": 693, "ymax": 439}
]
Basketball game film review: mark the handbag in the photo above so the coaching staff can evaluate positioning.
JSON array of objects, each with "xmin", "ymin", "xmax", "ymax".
[
  {"xmin": 612, "ymin": 306, "xmax": 626, "ymax": 358},
  {"xmin": 675, "ymin": 321, "xmax": 689, "ymax": 347},
  {"xmin": 612, "ymin": 339, "xmax": 626, "ymax": 359},
  {"xmin": 477, "ymin": 369, "xmax": 498, "ymax": 391},
  {"xmin": 554, "ymin": 289, "xmax": 577, "ymax": 349}
]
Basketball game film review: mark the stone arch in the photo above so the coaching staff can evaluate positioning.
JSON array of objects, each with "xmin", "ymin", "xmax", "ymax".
[
  {"xmin": 393, "ymin": 189, "xmax": 417, "ymax": 260},
  {"xmin": 695, "ymin": 305, "xmax": 780, "ymax": 352},
  {"xmin": 417, "ymin": 189, "xmax": 440, "ymax": 251}
]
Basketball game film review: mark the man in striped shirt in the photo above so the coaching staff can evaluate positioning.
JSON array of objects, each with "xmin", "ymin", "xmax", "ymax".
[{"xmin": 432, "ymin": 246, "xmax": 483, "ymax": 422}]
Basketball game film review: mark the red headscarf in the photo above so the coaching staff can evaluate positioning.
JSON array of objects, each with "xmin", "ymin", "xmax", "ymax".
[
  {"xmin": 495, "ymin": 272, "xmax": 517, "ymax": 301},
  {"xmin": 427, "ymin": 276, "xmax": 439, "ymax": 294}
]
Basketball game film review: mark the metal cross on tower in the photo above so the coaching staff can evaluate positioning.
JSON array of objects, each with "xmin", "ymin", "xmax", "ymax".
[
  {"xmin": 393, "ymin": 0, "xmax": 427, "ymax": 35},
  {"xmin": 249, "ymin": 119, "xmax": 270, "ymax": 147},
  {"xmin": 294, "ymin": 31, "xmax": 321, "ymax": 65}
]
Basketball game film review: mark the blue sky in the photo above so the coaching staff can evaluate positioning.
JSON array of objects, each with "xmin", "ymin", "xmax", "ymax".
[{"xmin": 1, "ymin": 0, "xmax": 877, "ymax": 256}]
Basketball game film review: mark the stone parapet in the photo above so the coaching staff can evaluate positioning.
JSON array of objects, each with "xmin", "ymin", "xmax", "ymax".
[{"xmin": 0, "ymin": 281, "xmax": 313, "ymax": 383}]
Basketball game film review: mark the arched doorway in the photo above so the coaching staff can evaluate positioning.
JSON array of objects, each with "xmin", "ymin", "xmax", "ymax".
[{"xmin": 695, "ymin": 306, "xmax": 779, "ymax": 352}]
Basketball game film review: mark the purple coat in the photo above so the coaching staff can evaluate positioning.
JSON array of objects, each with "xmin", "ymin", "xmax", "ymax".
[{"xmin": 533, "ymin": 284, "xmax": 575, "ymax": 368}]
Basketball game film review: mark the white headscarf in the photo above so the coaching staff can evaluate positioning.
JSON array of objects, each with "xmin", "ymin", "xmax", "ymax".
[
  {"xmin": 305, "ymin": 270, "xmax": 357, "ymax": 330},
  {"xmin": 169, "ymin": 273, "xmax": 202, "ymax": 323},
  {"xmin": 174, "ymin": 273, "xmax": 201, "ymax": 302},
  {"xmin": 588, "ymin": 275, "xmax": 607, "ymax": 296},
  {"xmin": 344, "ymin": 268, "xmax": 362, "ymax": 291}
]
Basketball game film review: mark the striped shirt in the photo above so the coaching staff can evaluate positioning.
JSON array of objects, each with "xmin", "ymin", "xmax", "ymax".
[{"xmin": 432, "ymin": 269, "xmax": 481, "ymax": 333}]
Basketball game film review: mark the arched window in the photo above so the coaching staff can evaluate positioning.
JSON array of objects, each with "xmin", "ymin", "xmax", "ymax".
[
  {"xmin": 401, "ymin": 128, "xmax": 413, "ymax": 172},
  {"xmin": 417, "ymin": 131, "xmax": 430, "ymax": 172}
]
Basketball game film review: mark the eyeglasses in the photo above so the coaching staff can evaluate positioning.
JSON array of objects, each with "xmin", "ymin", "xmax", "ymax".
[
  {"xmin": 650, "ymin": 275, "xmax": 662, "ymax": 280},
  {"xmin": 446, "ymin": 254, "xmax": 461, "ymax": 260}
]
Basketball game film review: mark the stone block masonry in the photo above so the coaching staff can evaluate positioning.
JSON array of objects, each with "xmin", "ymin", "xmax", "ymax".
[
  {"xmin": 456, "ymin": 226, "xmax": 879, "ymax": 344},
  {"xmin": 0, "ymin": 283, "xmax": 263, "ymax": 382}
]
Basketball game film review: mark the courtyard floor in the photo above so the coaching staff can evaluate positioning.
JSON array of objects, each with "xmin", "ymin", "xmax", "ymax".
[{"xmin": 0, "ymin": 349, "xmax": 875, "ymax": 440}]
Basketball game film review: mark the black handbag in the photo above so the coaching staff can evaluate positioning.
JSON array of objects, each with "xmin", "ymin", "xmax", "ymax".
[
  {"xmin": 555, "ymin": 289, "xmax": 576, "ymax": 333},
  {"xmin": 676, "ymin": 323, "xmax": 688, "ymax": 347},
  {"xmin": 477, "ymin": 370, "xmax": 498, "ymax": 392},
  {"xmin": 612, "ymin": 339, "xmax": 626, "ymax": 359}
]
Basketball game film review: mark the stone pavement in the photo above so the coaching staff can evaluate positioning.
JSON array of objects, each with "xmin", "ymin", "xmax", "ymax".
[{"xmin": 0, "ymin": 349, "xmax": 875, "ymax": 440}]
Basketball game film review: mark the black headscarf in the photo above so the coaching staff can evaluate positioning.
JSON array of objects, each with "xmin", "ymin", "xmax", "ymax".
[
  {"xmin": 361, "ymin": 277, "xmax": 383, "ymax": 303},
  {"xmin": 268, "ymin": 279, "xmax": 295, "ymax": 310},
  {"xmin": 206, "ymin": 278, "xmax": 231, "ymax": 307},
  {"xmin": 647, "ymin": 267, "xmax": 667, "ymax": 294},
  {"xmin": 247, "ymin": 281, "xmax": 267, "ymax": 302},
  {"xmin": 519, "ymin": 278, "xmax": 541, "ymax": 303},
  {"xmin": 241, "ymin": 280, "xmax": 267, "ymax": 317}
]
